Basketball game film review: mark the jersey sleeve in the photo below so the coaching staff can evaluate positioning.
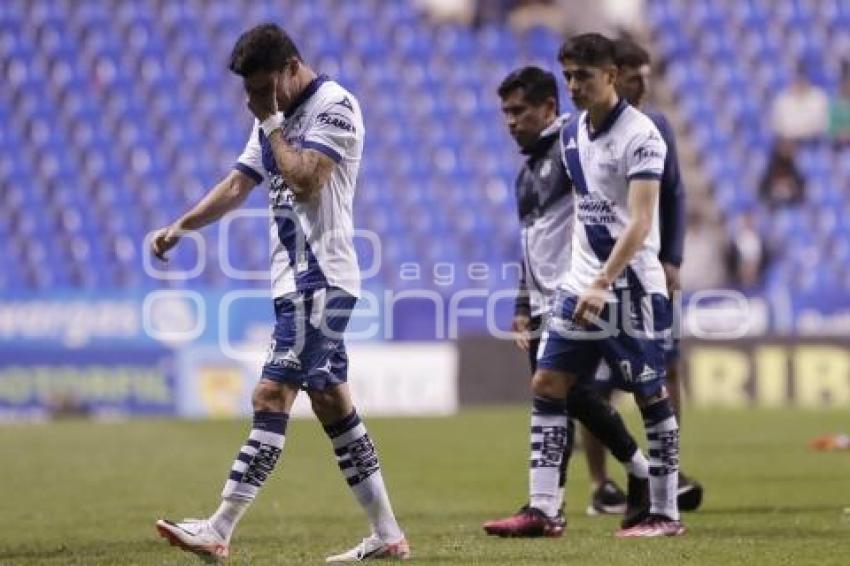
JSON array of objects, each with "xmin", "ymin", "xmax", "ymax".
[
  {"xmin": 624, "ymin": 122, "xmax": 667, "ymax": 181},
  {"xmin": 651, "ymin": 112, "xmax": 686, "ymax": 266},
  {"xmin": 559, "ymin": 123, "xmax": 573, "ymax": 180},
  {"xmin": 234, "ymin": 119, "xmax": 266, "ymax": 185},
  {"xmin": 302, "ymin": 93, "xmax": 362, "ymax": 164}
]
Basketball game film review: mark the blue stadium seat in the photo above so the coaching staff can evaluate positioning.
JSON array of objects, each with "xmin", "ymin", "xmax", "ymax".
[{"xmin": 0, "ymin": 0, "xmax": 845, "ymax": 300}]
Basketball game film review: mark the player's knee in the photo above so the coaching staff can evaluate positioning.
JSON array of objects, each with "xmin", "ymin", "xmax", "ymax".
[
  {"xmin": 308, "ymin": 386, "xmax": 353, "ymax": 425},
  {"xmin": 531, "ymin": 369, "xmax": 573, "ymax": 400},
  {"xmin": 251, "ymin": 379, "xmax": 287, "ymax": 412}
]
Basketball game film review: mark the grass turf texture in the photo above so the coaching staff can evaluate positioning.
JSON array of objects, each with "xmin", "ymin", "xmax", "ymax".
[{"xmin": 0, "ymin": 407, "xmax": 848, "ymax": 565}]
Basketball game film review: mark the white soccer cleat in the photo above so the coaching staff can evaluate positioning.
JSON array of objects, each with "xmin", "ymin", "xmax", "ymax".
[
  {"xmin": 155, "ymin": 518, "xmax": 229, "ymax": 563},
  {"xmin": 325, "ymin": 534, "xmax": 411, "ymax": 562}
]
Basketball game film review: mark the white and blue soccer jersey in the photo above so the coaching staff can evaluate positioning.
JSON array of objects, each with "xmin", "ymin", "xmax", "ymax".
[
  {"xmin": 559, "ymin": 99, "xmax": 668, "ymax": 298},
  {"xmin": 235, "ymin": 75, "xmax": 364, "ymax": 299}
]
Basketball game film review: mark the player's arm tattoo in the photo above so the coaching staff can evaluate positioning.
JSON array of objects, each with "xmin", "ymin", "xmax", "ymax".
[
  {"xmin": 597, "ymin": 178, "xmax": 659, "ymax": 284},
  {"xmin": 266, "ymin": 130, "xmax": 336, "ymax": 200}
]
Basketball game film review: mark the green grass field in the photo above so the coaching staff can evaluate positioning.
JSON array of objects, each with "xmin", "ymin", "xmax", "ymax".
[{"xmin": 1, "ymin": 407, "xmax": 848, "ymax": 565}]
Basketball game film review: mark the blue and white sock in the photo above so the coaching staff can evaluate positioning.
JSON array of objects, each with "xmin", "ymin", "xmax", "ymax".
[
  {"xmin": 557, "ymin": 418, "xmax": 575, "ymax": 512},
  {"xmin": 529, "ymin": 396, "xmax": 571, "ymax": 518},
  {"xmin": 640, "ymin": 399, "xmax": 680, "ymax": 521},
  {"xmin": 211, "ymin": 411, "xmax": 288, "ymax": 541},
  {"xmin": 325, "ymin": 410, "xmax": 403, "ymax": 543}
]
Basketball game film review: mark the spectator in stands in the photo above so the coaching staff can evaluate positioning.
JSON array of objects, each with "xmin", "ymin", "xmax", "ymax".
[
  {"xmin": 758, "ymin": 138, "xmax": 805, "ymax": 209},
  {"xmin": 472, "ymin": 0, "xmax": 515, "ymax": 27},
  {"xmin": 415, "ymin": 0, "xmax": 475, "ymax": 24},
  {"xmin": 507, "ymin": 0, "xmax": 569, "ymax": 34},
  {"xmin": 725, "ymin": 211, "xmax": 770, "ymax": 291},
  {"xmin": 829, "ymin": 60, "xmax": 850, "ymax": 146},
  {"xmin": 680, "ymin": 202, "xmax": 729, "ymax": 292},
  {"xmin": 770, "ymin": 62, "xmax": 829, "ymax": 143}
]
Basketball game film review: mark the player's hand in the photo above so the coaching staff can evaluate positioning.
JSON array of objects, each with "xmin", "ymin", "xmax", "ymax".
[
  {"xmin": 573, "ymin": 276, "xmax": 610, "ymax": 327},
  {"xmin": 150, "ymin": 225, "xmax": 182, "ymax": 262},
  {"xmin": 662, "ymin": 262, "xmax": 681, "ymax": 298},
  {"xmin": 512, "ymin": 314, "xmax": 532, "ymax": 352},
  {"xmin": 246, "ymin": 71, "xmax": 280, "ymax": 121}
]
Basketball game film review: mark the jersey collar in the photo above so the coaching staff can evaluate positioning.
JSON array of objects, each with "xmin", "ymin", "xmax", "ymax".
[
  {"xmin": 585, "ymin": 97, "xmax": 628, "ymax": 141},
  {"xmin": 521, "ymin": 113, "xmax": 571, "ymax": 156},
  {"xmin": 284, "ymin": 74, "xmax": 329, "ymax": 118}
]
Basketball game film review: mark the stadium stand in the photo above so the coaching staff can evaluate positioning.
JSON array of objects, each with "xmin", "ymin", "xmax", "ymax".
[
  {"xmin": 2, "ymin": 0, "xmax": 848, "ymax": 311},
  {"xmin": 648, "ymin": 0, "xmax": 850, "ymax": 306},
  {"xmin": 0, "ymin": 0, "xmax": 566, "ymax": 295}
]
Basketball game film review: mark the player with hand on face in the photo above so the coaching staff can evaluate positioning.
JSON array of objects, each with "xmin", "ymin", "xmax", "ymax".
[{"xmin": 151, "ymin": 23, "xmax": 410, "ymax": 562}]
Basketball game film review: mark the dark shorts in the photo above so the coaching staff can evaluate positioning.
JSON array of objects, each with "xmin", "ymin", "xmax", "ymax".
[
  {"xmin": 662, "ymin": 296, "xmax": 681, "ymax": 364},
  {"xmin": 261, "ymin": 287, "xmax": 357, "ymax": 391},
  {"xmin": 536, "ymin": 289, "xmax": 672, "ymax": 398}
]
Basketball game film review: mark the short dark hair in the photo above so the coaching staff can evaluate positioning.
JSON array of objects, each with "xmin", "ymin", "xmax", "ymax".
[
  {"xmin": 228, "ymin": 23, "xmax": 302, "ymax": 76},
  {"xmin": 558, "ymin": 33, "xmax": 616, "ymax": 67},
  {"xmin": 614, "ymin": 38, "xmax": 650, "ymax": 69},
  {"xmin": 497, "ymin": 66, "xmax": 558, "ymax": 108}
]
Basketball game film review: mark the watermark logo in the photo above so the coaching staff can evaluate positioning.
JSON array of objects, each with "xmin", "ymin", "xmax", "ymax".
[{"xmin": 142, "ymin": 208, "xmax": 753, "ymax": 356}]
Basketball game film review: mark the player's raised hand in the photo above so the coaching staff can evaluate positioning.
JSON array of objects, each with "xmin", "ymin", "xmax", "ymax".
[
  {"xmin": 150, "ymin": 225, "xmax": 181, "ymax": 262},
  {"xmin": 573, "ymin": 276, "xmax": 609, "ymax": 327},
  {"xmin": 246, "ymin": 71, "xmax": 280, "ymax": 121}
]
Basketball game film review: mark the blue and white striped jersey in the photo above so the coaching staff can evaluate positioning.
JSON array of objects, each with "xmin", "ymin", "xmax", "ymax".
[
  {"xmin": 559, "ymin": 99, "xmax": 668, "ymax": 297},
  {"xmin": 235, "ymin": 75, "xmax": 363, "ymax": 299}
]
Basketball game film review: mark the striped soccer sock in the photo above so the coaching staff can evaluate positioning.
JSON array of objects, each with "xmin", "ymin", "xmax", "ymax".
[
  {"xmin": 640, "ymin": 399, "xmax": 680, "ymax": 521},
  {"xmin": 212, "ymin": 411, "xmax": 288, "ymax": 540},
  {"xmin": 325, "ymin": 410, "xmax": 403, "ymax": 543},
  {"xmin": 529, "ymin": 396, "xmax": 571, "ymax": 518}
]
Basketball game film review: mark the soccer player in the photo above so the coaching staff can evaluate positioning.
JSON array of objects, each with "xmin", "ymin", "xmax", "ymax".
[
  {"xmin": 482, "ymin": 67, "xmax": 653, "ymax": 537},
  {"xmin": 150, "ymin": 24, "xmax": 410, "ymax": 562},
  {"xmin": 537, "ymin": 32, "xmax": 685, "ymax": 537},
  {"xmin": 579, "ymin": 38, "xmax": 703, "ymax": 514}
]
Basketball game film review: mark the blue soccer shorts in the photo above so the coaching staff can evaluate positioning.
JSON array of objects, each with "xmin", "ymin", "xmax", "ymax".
[
  {"xmin": 537, "ymin": 288, "xmax": 672, "ymax": 398},
  {"xmin": 261, "ymin": 286, "xmax": 357, "ymax": 391}
]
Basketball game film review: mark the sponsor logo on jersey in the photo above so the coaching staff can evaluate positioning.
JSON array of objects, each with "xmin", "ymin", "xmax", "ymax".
[
  {"xmin": 316, "ymin": 111, "xmax": 355, "ymax": 133},
  {"xmin": 269, "ymin": 180, "xmax": 294, "ymax": 208},
  {"xmin": 576, "ymin": 195, "xmax": 617, "ymax": 224},
  {"xmin": 633, "ymin": 145, "xmax": 663, "ymax": 161}
]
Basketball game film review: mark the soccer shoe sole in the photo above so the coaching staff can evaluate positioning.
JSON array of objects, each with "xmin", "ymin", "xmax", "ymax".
[
  {"xmin": 325, "ymin": 540, "xmax": 412, "ymax": 562},
  {"xmin": 482, "ymin": 524, "xmax": 564, "ymax": 538},
  {"xmin": 155, "ymin": 520, "xmax": 228, "ymax": 563},
  {"xmin": 615, "ymin": 524, "xmax": 687, "ymax": 538}
]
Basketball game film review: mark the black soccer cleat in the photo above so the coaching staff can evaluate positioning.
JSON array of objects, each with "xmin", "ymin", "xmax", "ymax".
[
  {"xmin": 677, "ymin": 472, "xmax": 704, "ymax": 512},
  {"xmin": 621, "ymin": 474, "xmax": 650, "ymax": 529},
  {"xmin": 586, "ymin": 479, "xmax": 627, "ymax": 516}
]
